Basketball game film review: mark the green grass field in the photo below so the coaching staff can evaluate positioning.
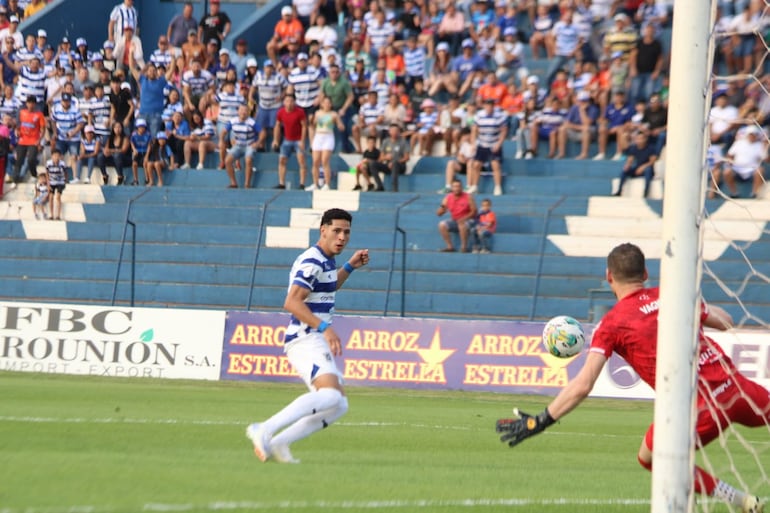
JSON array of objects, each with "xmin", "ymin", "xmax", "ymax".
[{"xmin": 1, "ymin": 372, "xmax": 767, "ymax": 513}]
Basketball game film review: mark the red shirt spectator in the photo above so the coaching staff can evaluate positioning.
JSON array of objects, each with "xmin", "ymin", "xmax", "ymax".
[{"xmin": 276, "ymin": 103, "xmax": 306, "ymax": 141}]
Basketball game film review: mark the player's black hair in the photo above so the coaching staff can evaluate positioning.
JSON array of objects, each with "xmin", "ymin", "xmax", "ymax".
[
  {"xmin": 320, "ymin": 208, "xmax": 352, "ymax": 227},
  {"xmin": 607, "ymin": 243, "xmax": 646, "ymax": 283}
]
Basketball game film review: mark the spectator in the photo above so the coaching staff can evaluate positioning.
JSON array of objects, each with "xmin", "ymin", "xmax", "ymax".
[
  {"xmin": 368, "ymin": 64, "xmax": 391, "ymax": 109},
  {"xmin": 109, "ymin": 0, "xmax": 138, "ymax": 44},
  {"xmin": 418, "ymin": 1, "xmax": 442, "ymax": 58},
  {"xmin": 167, "ymin": 1, "xmax": 198, "ymax": 48},
  {"xmin": 514, "ymin": 97, "xmax": 538, "ymax": 159},
  {"xmin": 11, "ymin": 97, "xmax": 44, "ymax": 186},
  {"xmin": 251, "ymin": 59, "xmax": 286, "ymax": 151},
  {"xmin": 51, "ymin": 92, "xmax": 84, "ymax": 182},
  {"xmin": 320, "ymin": 63, "xmax": 355, "ymax": 153},
  {"xmin": 365, "ymin": 9, "xmax": 395, "ymax": 59},
  {"xmin": 210, "ymin": 48, "xmax": 236, "ymax": 88},
  {"xmin": 0, "ymin": 83, "xmax": 21, "ymax": 120},
  {"xmin": 149, "ymin": 36, "xmax": 174, "ymax": 70},
  {"xmin": 354, "ymin": 134, "xmax": 385, "ymax": 191},
  {"xmin": 437, "ymin": 3, "xmax": 467, "ymax": 55},
  {"xmin": 223, "ymin": 103, "xmax": 259, "ymax": 188},
  {"xmin": 35, "ymin": 29, "xmax": 47, "ymax": 54},
  {"xmin": 267, "ymin": 6, "xmax": 304, "ymax": 64},
  {"xmin": 181, "ymin": 59, "xmax": 215, "ymax": 116},
  {"xmin": 634, "ymin": 0, "xmax": 668, "ymax": 37},
  {"xmin": 642, "ymin": 92, "xmax": 667, "ymax": 154},
  {"xmin": 529, "ymin": 5, "xmax": 556, "ymax": 59},
  {"xmin": 345, "ymin": 37, "xmax": 372, "ymax": 73},
  {"xmin": 287, "ymin": 52, "xmax": 322, "ymax": 139},
  {"xmin": 437, "ymin": 178, "xmax": 477, "ymax": 252},
  {"xmin": 162, "ymin": 87, "xmax": 183, "ymax": 125},
  {"xmin": 202, "ymin": 38, "xmax": 220, "ymax": 71},
  {"xmin": 412, "ymin": 98, "xmax": 439, "ymax": 156},
  {"xmin": 74, "ymin": 38, "xmax": 92, "ymax": 65},
  {"xmin": 472, "ymin": 198, "xmax": 496, "ymax": 253},
  {"xmin": 0, "ymin": 15, "xmax": 22, "ymax": 49},
  {"xmin": 709, "ymin": 91, "xmax": 740, "ymax": 146},
  {"xmin": 111, "ymin": 79, "xmax": 135, "ymax": 132},
  {"xmin": 32, "ymin": 171, "xmax": 49, "ymax": 218},
  {"xmin": 629, "ymin": 24, "xmax": 663, "ymax": 104},
  {"xmin": 395, "ymin": 0, "xmax": 421, "ymax": 42},
  {"xmin": 402, "ymin": 34, "xmax": 426, "ymax": 87},
  {"xmin": 427, "ymin": 41, "xmax": 455, "ymax": 97},
  {"xmin": 470, "ymin": 98, "xmax": 508, "ymax": 195},
  {"xmin": 273, "ymin": 94, "xmax": 307, "ymax": 189},
  {"xmin": 75, "ymin": 125, "xmax": 103, "ymax": 184},
  {"xmin": 596, "ymin": 90, "xmax": 634, "ymax": 160},
  {"xmin": 212, "ymin": 79, "xmax": 244, "ymax": 164},
  {"xmin": 24, "ymin": 0, "xmax": 46, "ymax": 19},
  {"xmin": 450, "ymin": 38, "xmax": 485, "ymax": 99},
  {"xmin": 614, "ymin": 129, "xmax": 657, "ymax": 197},
  {"xmin": 87, "ymin": 83, "xmax": 111, "ymax": 143},
  {"xmin": 382, "ymin": 44, "xmax": 405, "ymax": 85},
  {"xmin": 440, "ymin": 126, "xmax": 474, "ymax": 193},
  {"xmin": 308, "ymin": 96, "xmax": 344, "ymax": 190},
  {"xmin": 476, "ymin": 70, "xmax": 508, "ymax": 105},
  {"xmin": 129, "ymin": 117, "xmax": 151, "ymax": 185},
  {"xmin": 114, "ymin": 23, "xmax": 144, "ymax": 74},
  {"xmin": 603, "ymin": 13, "xmax": 638, "ymax": 61},
  {"xmin": 716, "ymin": 126, "xmax": 767, "ymax": 199},
  {"xmin": 727, "ymin": 1, "xmax": 763, "ymax": 75},
  {"xmin": 378, "ymin": 122, "xmax": 410, "ymax": 192},
  {"xmin": 129, "ymin": 59, "xmax": 172, "ymax": 137},
  {"xmin": 144, "ymin": 131, "xmax": 174, "ymax": 186},
  {"xmin": 182, "ymin": 110, "xmax": 216, "ymax": 169},
  {"xmin": 100, "ymin": 120, "xmax": 130, "ymax": 184},
  {"xmin": 182, "ymin": 29, "xmax": 206, "ymax": 69},
  {"xmin": 545, "ymin": 8, "xmax": 583, "ymax": 89},
  {"xmin": 495, "ymin": 26, "xmax": 527, "ymax": 85},
  {"xmin": 556, "ymin": 89, "xmax": 599, "ymax": 159},
  {"xmin": 607, "ymin": 50, "xmax": 630, "ymax": 102},
  {"xmin": 17, "ymin": 33, "xmax": 42, "ymax": 63},
  {"xmin": 305, "ymin": 14, "xmax": 337, "ymax": 49},
  {"xmin": 102, "ymin": 41, "xmax": 117, "ymax": 72},
  {"xmin": 382, "ymin": 92, "xmax": 406, "ymax": 138},
  {"xmin": 230, "ymin": 39, "xmax": 255, "ymax": 78},
  {"xmin": 165, "ymin": 110, "xmax": 191, "ymax": 168},
  {"xmin": 88, "ymin": 52, "xmax": 106, "ymax": 84},
  {"xmin": 343, "ymin": 8, "xmax": 366, "ymax": 54},
  {"xmin": 46, "ymin": 147, "xmax": 66, "ymax": 220},
  {"xmin": 199, "ymin": 0, "xmax": 231, "ymax": 50},
  {"xmin": 348, "ymin": 57, "xmax": 371, "ymax": 108},
  {"xmin": 292, "ymin": 0, "xmax": 318, "ymax": 29},
  {"xmin": 528, "ymin": 96, "xmax": 568, "ymax": 159},
  {"xmin": 351, "ymin": 89, "xmax": 383, "ymax": 152}
]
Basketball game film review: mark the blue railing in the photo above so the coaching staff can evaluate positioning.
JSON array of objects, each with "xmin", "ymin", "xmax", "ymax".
[
  {"xmin": 384, "ymin": 195, "xmax": 420, "ymax": 317},
  {"xmin": 246, "ymin": 191, "xmax": 285, "ymax": 310},
  {"xmin": 110, "ymin": 188, "xmax": 153, "ymax": 307},
  {"xmin": 528, "ymin": 194, "xmax": 567, "ymax": 320}
]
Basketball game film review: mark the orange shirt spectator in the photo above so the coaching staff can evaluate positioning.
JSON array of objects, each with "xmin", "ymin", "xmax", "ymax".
[
  {"xmin": 18, "ymin": 104, "xmax": 46, "ymax": 146},
  {"xmin": 275, "ymin": 16, "xmax": 304, "ymax": 45},
  {"xmin": 384, "ymin": 52, "xmax": 405, "ymax": 78},
  {"xmin": 477, "ymin": 81, "xmax": 508, "ymax": 104},
  {"xmin": 500, "ymin": 92, "xmax": 524, "ymax": 115}
]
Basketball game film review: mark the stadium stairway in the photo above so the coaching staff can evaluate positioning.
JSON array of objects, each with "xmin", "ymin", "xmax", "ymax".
[{"xmin": 0, "ymin": 151, "xmax": 768, "ymax": 325}]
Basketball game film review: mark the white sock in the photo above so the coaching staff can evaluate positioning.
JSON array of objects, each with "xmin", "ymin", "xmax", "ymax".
[
  {"xmin": 261, "ymin": 388, "xmax": 342, "ymax": 436},
  {"xmin": 713, "ymin": 480, "xmax": 746, "ymax": 507},
  {"xmin": 271, "ymin": 396, "xmax": 348, "ymax": 447}
]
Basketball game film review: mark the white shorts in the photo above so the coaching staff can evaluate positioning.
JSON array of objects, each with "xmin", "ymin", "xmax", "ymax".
[
  {"xmin": 312, "ymin": 132, "xmax": 335, "ymax": 152},
  {"xmin": 285, "ymin": 332, "xmax": 344, "ymax": 390}
]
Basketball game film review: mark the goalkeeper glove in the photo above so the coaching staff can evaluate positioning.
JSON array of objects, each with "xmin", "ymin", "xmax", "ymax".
[{"xmin": 496, "ymin": 408, "xmax": 555, "ymax": 448}]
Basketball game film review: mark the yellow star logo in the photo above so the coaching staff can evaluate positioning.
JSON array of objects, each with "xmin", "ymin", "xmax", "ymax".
[{"xmin": 416, "ymin": 328, "xmax": 456, "ymax": 368}]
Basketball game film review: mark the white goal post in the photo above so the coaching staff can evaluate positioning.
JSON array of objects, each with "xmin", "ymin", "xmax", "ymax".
[{"xmin": 652, "ymin": 0, "xmax": 717, "ymax": 511}]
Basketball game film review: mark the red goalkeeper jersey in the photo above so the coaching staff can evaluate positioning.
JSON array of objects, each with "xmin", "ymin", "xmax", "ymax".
[{"xmin": 590, "ymin": 286, "xmax": 735, "ymax": 391}]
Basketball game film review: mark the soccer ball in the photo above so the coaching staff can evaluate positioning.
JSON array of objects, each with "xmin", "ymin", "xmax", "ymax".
[{"xmin": 542, "ymin": 315, "xmax": 585, "ymax": 358}]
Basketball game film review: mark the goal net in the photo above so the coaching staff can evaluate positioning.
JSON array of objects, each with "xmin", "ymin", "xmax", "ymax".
[{"xmin": 654, "ymin": 0, "xmax": 770, "ymax": 511}]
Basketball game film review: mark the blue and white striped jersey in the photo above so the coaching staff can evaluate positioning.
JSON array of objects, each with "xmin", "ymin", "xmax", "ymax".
[
  {"xmin": 51, "ymin": 102, "xmax": 85, "ymax": 142},
  {"xmin": 149, "ymin": 49, "xmax": 174, "ymax": 69},
  {"xmin": 86, "ymin": 96, "xmax": 112, "ymax": 136},
  {"xmin": 192, "ymin": 118, "xmax": 216, "ymax": 138},
  {"xmin": 16, "ymin": 65, "xmax": 47, "ymax": 102},
  {"xmin": 252, "ymin": 71, "xmax": 286, "ymax": 110},
  {"xmin": 284, "ymin": 245, "xmax": 337, "ymax": 344},
  {"xmin": 404, "ymin": 46, "xmax": 426, "ymax": 78},
  {"xmin": 474, "ymin": 107, "xmax": 508, "ymax": 148},
  {"xmin": 15, "ymin": 47, "xmax": 43, "ymax": 63},
  {"xmin": 0, "ymin": 95, "xmax": 21, "ymax": 119},
  {"xmin": 359, "ymin": 101, "xmax": 384, "ymax": 126},
  {"xmin": 226, "ymin": 117, "xmax": 258, "ymax": 146},
  {"xmin": 162, "ymin": 101, "xmax": 184, "ymax": 122},
  {"xmin": 182, "ymin": 69, "xmax": 215, "ymax": 96},
  {"xmin": 287, "ymin": 65, "xmax": 321, "ymax": 109},
  {"xmin": 367, "ymin": 20, "xmax": 395, "ymax": 51},
  {"xmin": 110, "ymin": 2, "xmax": 139, "ymax": 40},
  {"xmin": 46, "ymin": 159, "xmax": 67, "ymax": 186},
  {"xmin": 215, "ymin": 91, "xmax": 245, "ymax": 124}
]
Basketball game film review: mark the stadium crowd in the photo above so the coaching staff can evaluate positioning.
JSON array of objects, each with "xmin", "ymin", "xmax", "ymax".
[{"xmin": 0, "ymin": 0, "xmax": 768, "ymax": 199}]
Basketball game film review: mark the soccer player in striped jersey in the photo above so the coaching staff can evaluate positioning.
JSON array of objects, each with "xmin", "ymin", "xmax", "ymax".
[
  {"xmin": 469, "ymin": 98, "xmax": 508, "ymax": 196},
  {"xmin": 247, "ymin": 208, "xmax": 370, "ymax": 464}
]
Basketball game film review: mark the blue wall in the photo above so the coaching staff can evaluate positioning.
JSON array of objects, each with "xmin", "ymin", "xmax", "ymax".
[{"xmin": 20, "ymin": 0, "xmax": 269, "ymax": 57}]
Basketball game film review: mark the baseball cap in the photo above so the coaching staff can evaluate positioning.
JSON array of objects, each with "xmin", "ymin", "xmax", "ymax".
[
  {"xmin": 61, "ymin": 36, "xmax": 70, "ymax": 44},
  {"xmin": 436, "ymin": 42, "xmax": 450, "ymax": 53},
  {"xmin": 188, "ymin": 29, "xmax": 197, "ymax": 36},
  {"xmin": 281, "ymin": 5, "xmax": 293, "ymax": 15},
  {"xmin": 263, "ymin": 59, "xmax": 274, "ymax": 67},
  {"xmin": 236, "ymin": 38, "xmax": 247, "ymax": 45},
  {"xmin": 503, "ymin": 27, "xmax": 517, "ymax": 37},
  {"xmin": 61, "ymin": 92, "xmax": 72, "ymax": 101},
  {"xmin": 103, "ymin": 40, "xmax": 114, "ymax": 49},
  {"xmin": 246, "ymin": 57, "xmax": 258, "ymax": 67},
  {"xmin": 91, "ymin": 52, "xmax": 103, "ymax": 61},
  {"xmin": 120, "ymin": 81, "xmax": 131, "ymax": 91},
  {"xmin": 84, "ymin": 125, "xmax": 95, "ymax": 133},
  {"xmin": 461, "ymin": 38, "xmax": 474, "ymax": 49},
  {"xmin": 9, "ymin": 15, "xmax": 18, "ymax": 23},
  {"xmin": 421, "ymin": 98, "xmax": 436, "ymax": 108},
  {"xmin": 219, "ymin": 48, "xmax": 230, "ymax": 56},
  {"xmin": 297, "ymin": 52, "xmax": 308, "ymax": 60},
  {"xmin": 37, "ymin": 29, "xmax": 47, "ymax": 38},
  {"xmin": 526, "ymin": 75, "xmax": 539, "ymax": 85},
  {"xmin": 613, "ymin": 13, "xmax": 628, "ymax": 22},
  {"xmin": 135, "ymin": 118, "xmax": 147, "ymax": 127},
  {"xmin": 76, "ymin": 37, "xmax": 87, "ymax": 47},
  {"xmin": 577, "ymin": 90, "xmax": 591, "ymax": 101},
  {"xmin": 156, "ymin": 131, "xmax": 168, "ymax": 139}
]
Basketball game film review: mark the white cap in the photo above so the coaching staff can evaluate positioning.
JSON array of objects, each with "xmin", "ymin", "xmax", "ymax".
[
  {"xmin": 281, "ymin": 5, "xmax": 293, "ymax": 15},
  {"xmin": 436, "ymin": 41, "xmax": 450, "ymax": 52},
  {"xmin": 219, "ymin": 48, "xmax": 229, "ymax": 56},
  {"xmin": 577, "ymin": 90, "xmax": 591, "ymax": 101},
  {"xmin": 526, "ymin": 75, "xmax": 539, "ymax": 85},
  {"xmin": 297, "ymin": 52, "xmax": 308, "ymax": 60},
  {"xmin": 120, "ymin": 81, "xmax": 131, "ymax": 91},
  {"xmin": 37, "ymin": 29, "xmax": 47, "ymax": 38},
  {"xmin": 84, "ymin": 125, "xmax": 95, "ymax": 133},
  {"xmin": 246, "ymin": 57, "xmax": 258, "ymax": 67},
  {"xmin": 135, "ymin": 118, "xmax": 147, "ymax": 127}
]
